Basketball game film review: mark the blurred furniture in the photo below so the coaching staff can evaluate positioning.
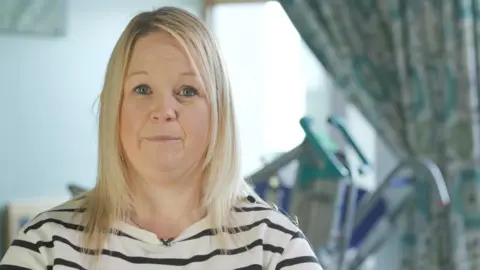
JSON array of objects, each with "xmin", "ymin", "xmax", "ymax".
[
  {"xmin": 67, "ymin": 184, "xmax": 88, "ymax": 197},
  {"xmin": 3, "ymin": 199, "xmax": 66, "ymax": 249}
]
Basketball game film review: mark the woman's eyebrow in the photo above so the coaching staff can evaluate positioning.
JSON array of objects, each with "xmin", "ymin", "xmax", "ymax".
[
  {"xmin": 127, "ymin": 70, "xmax": 148, "ymax": 77},
  {"xmin": 179, "ymin": 71, "xmax": 198, "ymax": 77}
]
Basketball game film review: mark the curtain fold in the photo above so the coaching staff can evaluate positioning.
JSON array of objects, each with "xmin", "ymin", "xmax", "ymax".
[
  {"xmin": 278, "ymin": 0, "xmax": 480, "ymax": 268},
  {"xmin": 279, "ymin": 0, "xmax": 480, "ymax": 165}
]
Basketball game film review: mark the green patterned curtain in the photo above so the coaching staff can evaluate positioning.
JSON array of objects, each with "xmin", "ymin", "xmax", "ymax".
[{"xmin": 278, "ymin": 0, "xmax": 480, "ymax": 269}]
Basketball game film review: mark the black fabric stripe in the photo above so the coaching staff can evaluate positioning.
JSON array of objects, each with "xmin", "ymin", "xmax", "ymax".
[
  {"xmin": 32, "ymin": 208, "xmax": 85, "ymax": 225},
  {"xmin": 234, "ymin": 264, "xmax": 263, "ymax": 270},
  {"xmin": 10, "ymin": 239, "xmax": 41, "ymax": 253},
  {"xmin": 29, "ymin": 207, "xmax": 85, "ymax": 222},
  {"xmin": 233, "ymin": 207, "xmax": 298, "ymax": 229},
  {"xmin": 180, "ymin": 218, "xmax": 296, "ymax": 242},
  {"xmin": 113, "ymin": 230, "xmax": 138, "ymax": 240},
  {"xmin": 30, "ymin": 206, "xmax": 86, "ymax": 223},
  {"xmin": 24, "ymin": 218, "xmax": 83, "ymax": 234},
  {"xmin": 48, "ymin": 208, "xmax": 86, "ymax": 213},
  {"xmin": 23, "ymin": 218, "xmax": 138, "ymax": 241},
  {"xmin": 291, "ymin": 230, "xmax": 306, "ymax": 240},
  {"xmin": 53, "ymin": 258, "xmax": 87, "ymax": 270},
  {"xmin": 275, "ymin": 256, "xmax": 320, "ymax": 270},
  {"xmin": 233, "ymin": 206, "xmax": 272, "ymax": 212},
  {"xmin": 0, "ymin": 265, "xmax": 32, "ymax": 270},
  {"xmin": 263, "ymin": 243, "xmax": 285, "ymax": 254},
  {"xmin": 36, "ymin": 235, "xmax": 283, "ymax": 266}
]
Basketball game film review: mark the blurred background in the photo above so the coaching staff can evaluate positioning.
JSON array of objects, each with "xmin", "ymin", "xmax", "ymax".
[{"xmin": 2, "ymin": 0, "xmax": 479, "ymax": 269}]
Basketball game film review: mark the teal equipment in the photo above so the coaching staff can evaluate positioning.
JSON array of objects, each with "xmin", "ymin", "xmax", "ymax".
[
  {"xmin": 326, "ymin": 116, "xmax": 370, "ymax": 175},
  {"xmin": 249, "ymin": 116, "xmax": 349, "ymax": 187},
  {"xmin": 248, "ymin": 116, "xmax": 453, "ymax": 270},
  {"xmin": 248, "ymin": 115, "xmax": 371, "ymax": 269}
]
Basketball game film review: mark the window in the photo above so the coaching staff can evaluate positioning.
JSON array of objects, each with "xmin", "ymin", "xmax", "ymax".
[
  {"xmin": 211, "ymin": 2, "xmax": 323, "ymax": 174},
  {"xmin": 210, "ymin": 1, "xmax": 376, "ymax": 190}
]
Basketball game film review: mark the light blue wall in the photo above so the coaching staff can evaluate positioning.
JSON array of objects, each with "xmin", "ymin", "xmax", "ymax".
[{"xmin": 0, "ymin": 0, "xmax": 201, "ymax": 254}]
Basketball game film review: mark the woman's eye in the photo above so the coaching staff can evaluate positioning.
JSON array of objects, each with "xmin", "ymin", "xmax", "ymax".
[
  {"xmin": 133, "ymin": 85, "xmax": 151, "ymax": 95},
  {"xmin": 178, "ymin": 86, "xmax": 198, "ymax": 97}
]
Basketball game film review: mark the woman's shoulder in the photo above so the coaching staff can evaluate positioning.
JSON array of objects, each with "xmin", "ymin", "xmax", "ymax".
[
  {"xmin": 19, "ymin": 195, "xmax": 87, "ymax": 238},
  {"xmin": 33, "ymin": 194, "xmax": 86, "ymax": 218},
  {"xmin": 232, "ymin": 195, "xmax": 301, "ymax": 237}
]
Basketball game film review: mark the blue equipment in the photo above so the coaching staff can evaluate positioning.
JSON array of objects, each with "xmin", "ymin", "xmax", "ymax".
[{"xmin": 248, "ymin": 115, "xmax": 451, "ymax": 270}]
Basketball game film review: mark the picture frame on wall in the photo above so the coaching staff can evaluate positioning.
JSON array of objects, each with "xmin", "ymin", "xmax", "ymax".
[{"xmin": 0, "ymin": 0, "xmax": 67, "ymax": 37}]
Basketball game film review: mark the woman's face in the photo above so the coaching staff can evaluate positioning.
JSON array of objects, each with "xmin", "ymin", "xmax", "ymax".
[{"xmin": 120, "ymin": 31, "xmax": 210, "ymax": 184}]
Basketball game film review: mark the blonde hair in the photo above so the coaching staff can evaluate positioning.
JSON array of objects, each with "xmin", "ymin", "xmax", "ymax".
[{"xmin": 80, "ymin": 6, "xmax": 253, "ymax": 258}]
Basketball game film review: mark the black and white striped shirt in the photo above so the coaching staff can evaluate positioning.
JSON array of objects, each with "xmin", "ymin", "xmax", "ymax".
[{"xmin": 0, "ymin": 196, "xmax": 322, "ymax": 269}]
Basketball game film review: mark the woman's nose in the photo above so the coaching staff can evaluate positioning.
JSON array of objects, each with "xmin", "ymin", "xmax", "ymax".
[{"xmin": 149, "ymin": 95, "xmax": 178, "ymax": 122}]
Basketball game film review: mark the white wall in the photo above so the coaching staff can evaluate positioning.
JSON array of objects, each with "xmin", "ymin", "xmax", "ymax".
[{"xmin": 0, "ymin": 0, "xmax": 201, "ymax": 253}]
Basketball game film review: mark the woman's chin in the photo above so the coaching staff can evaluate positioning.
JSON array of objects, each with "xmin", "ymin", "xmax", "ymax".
[
  {"xmin": 145, "ymin": 154, "xmax": 183, "ymax": 168},
  {"xmin": 148, "ymin": 161, "xmax": 182, "ymax": 173},
  {"xmin": 142, "ymin": 160, "xmax": 194, "ymax": 178}
]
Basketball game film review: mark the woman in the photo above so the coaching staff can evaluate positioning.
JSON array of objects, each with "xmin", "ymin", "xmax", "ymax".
[{"xmin": 1, "ymin": 7, "xmax": 322, "ymax": 270}]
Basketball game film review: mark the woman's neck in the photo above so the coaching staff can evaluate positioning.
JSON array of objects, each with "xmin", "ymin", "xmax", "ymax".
[{"xmin": 129, "ymin": 174, "xmax": 206, "ymax": 239}]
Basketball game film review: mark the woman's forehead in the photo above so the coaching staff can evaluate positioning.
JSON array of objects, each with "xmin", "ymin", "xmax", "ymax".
[{"xmin": 128, "ymin": 32, "xmax": 193, "ymax": 70}]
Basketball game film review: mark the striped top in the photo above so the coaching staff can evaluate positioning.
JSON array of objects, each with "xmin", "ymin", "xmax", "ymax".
[{"xmin": 0, "ymin": 196, "xmax": 322, "ymax": 269}]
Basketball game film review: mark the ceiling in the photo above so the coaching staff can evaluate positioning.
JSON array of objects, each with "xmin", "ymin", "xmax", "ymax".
[{"xmin": 0, "ymin": 0, "xmax": 67, "ymax": 36}]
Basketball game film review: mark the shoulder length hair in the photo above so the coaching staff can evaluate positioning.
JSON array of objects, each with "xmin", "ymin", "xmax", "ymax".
[{"xmin": 80, "ymin": 6, "xmax": 252, "ymax": 257}]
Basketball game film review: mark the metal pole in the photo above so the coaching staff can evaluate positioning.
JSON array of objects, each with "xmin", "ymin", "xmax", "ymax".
[{"xmin": 352, "ymin": 157, "xmax": 452, "ymax": 269}]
